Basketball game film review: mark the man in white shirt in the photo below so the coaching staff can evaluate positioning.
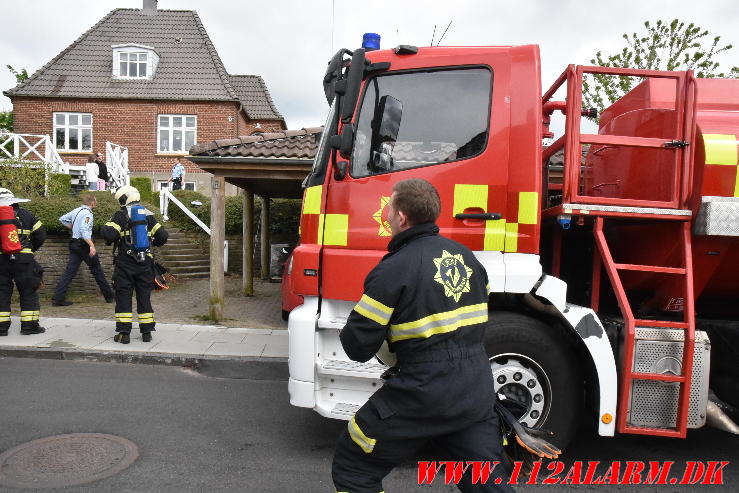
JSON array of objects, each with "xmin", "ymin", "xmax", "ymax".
[{"xmin": 86, "ymin": 155, "xmax": 99, "ymax": 190}]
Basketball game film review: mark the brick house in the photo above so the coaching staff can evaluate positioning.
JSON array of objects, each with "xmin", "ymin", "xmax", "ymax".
[{"xmin": 3, "ymin": 0, "xmax": 285, "ymax": 195}]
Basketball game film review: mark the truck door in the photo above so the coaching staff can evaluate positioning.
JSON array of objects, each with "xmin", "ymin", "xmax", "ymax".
[{"xmin": 321, "ymin": 52, "xmax": 512, "ymax": 301}]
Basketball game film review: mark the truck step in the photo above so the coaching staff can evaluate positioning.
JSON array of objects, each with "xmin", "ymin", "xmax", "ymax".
[
  {"xmin": 332, "ymin": 402, "xmax": 361, "ymax": 418},
  {"xmin": 319, "ymin": 359, "xmax": 386, "ymax": 377}
]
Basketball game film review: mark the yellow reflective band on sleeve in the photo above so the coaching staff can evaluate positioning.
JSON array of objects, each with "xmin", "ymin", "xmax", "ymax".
[
  {"xmin": 389, "ymin": 303, "xmax": 488, "ymax": 342},
  {"xmin": 20, "ymin": 248, "xmax": 33, "ymax": 254},
  {"xmin": 105, "ymin": 221, "xmax": 122, "ymax": 232},
  {"xmin": 486, "ymin": 283, "xmax": 491, "ymax": 294},
  {"xmin": 31, "ymin": 221, "xmax": 42, "ymax": 232},
  {"xmin": 504, "ymin": 222, "xmax": 518, "ymax": 253},
  {"xmin": 348, "ymin": 416, "xmax": 376, "ymax": 454},
  {"xmin": 518, "ymin": 191, "xmax": 539, "ymax": 225},
  {"xmin": 18, "ymin": 229, "xmax": 31, "ymax": 235},
  {"xmin": 303, "ymin": 185, "xmax": 322, "ymax": 214},
  {"xmin": 483, "ymin": 219, "xmax": 506, "ymax": 251},
  {"xmin": 453, "ymin": 184, "xmax": 488, "ymax": 216},
  {"xmin": 322, "ymin": 214, "xmax": 348, "ymax": 246},
  {"xmin": 354, "ymin": 294, "xmax": 394, "ymax": 326},
  {"xmin": 704, "ymin": 134, "xmax": 738, "ymax": 166},
  {"xmin": 151, "ymin": 223, "xmax": 161, "ymax": 234}
]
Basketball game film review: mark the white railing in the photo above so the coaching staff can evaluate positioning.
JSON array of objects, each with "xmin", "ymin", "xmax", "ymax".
[
  {"xmin": 0, "ymin": 132, "xmax": 68, "ymax": 174},
  {"xmin": 106, "ymin": 141, "xmax": 129, "ymax": 191},
  {"xmin": 159, "ymin": 188, "xmax": 228, "ymax": 272}
]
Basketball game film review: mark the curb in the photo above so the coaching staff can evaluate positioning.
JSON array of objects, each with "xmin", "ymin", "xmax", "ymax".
[{"xmin": 0, "ymin": 346, "xmax": 289, "ymax": 380}]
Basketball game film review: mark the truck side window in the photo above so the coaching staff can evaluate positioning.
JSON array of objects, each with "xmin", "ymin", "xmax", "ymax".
[{"xmin": 351, "ymin": 67, "xmax": 492, "ymax": 177}]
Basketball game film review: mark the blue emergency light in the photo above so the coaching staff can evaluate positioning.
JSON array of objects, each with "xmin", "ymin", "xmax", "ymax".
[{"xmin": 362, "ymin": 33, "xmax": 381, "ymax": 51}]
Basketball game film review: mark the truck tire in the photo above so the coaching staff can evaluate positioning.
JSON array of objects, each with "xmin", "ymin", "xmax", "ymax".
[{"xmin": 484, "ymin": 311, "xmax": 583, "ymax": 449}]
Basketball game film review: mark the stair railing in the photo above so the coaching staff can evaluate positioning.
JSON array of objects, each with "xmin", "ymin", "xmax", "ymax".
[
  {"xmin": 105, "ymin": 141, "xmax": 130, "ymax": 192},
  {"xmin": 159, "ymin": 188, "xmax": 228, "ymax": 272}
]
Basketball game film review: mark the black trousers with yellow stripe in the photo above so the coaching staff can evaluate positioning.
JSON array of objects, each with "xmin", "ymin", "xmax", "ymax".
[
  {"xmin": 332, "ymin": 403, "xmax": 513, "ymax": 493},
  {"xmin": 0, "ymin": 260, "xmax": 41, "ymax": 332},
  {"xmin": 113, "ymin": 257, "xmax": 155, "ymax": 334}
]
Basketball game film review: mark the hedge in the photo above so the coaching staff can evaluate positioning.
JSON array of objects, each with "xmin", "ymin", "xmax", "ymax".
[
  {"xmin": 48, "ymin": 173, "xmax": 71, "ymax": 196},
  {"xmin": 130, "ymin": 177, "xmax": 154, "ymax": 203},
  {"xmin": 24, "ymin": 191, "xmax": 121, "ymax": 235},
  {"xmin": 165, "ymin": 190, "xmax": 301, "ymax": 242}
]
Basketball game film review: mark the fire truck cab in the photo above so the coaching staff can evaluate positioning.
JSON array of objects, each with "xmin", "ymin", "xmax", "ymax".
[{"xmin": 285, "ymin": 41, "xmax": 739, "ymax": 447}]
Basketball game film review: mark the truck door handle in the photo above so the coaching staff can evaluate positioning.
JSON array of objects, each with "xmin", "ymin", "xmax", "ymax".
[{"xmin": 454, "ymin": 212, "xmax": 502, "ymax": 220}]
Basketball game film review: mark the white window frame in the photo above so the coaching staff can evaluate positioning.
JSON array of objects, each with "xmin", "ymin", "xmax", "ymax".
[
  {"xmin": 53, "ymin": 112, "xmax": 93, "ymax": 152},
  {"xmin": 118, "ymin": 52, "xmax": 148, "ymax": 79},
  {"xmin": 157, "ymin": 114, "xmax": 197, "ymax": 154},
  {"xmin": 157, "ymin": 180, "xmax": 197, "ymax": 191},
  {"xmin": 111, "ymin": 44, "xmax": 159, "ymax": 80}
]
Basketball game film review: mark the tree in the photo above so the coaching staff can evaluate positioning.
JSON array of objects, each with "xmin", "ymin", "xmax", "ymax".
[
  {"xmin": 583, "ymin": 19, "xmax": 739, "ymax": 118},
  {"xmin": 1, "ymin": 65, "xmax": 30, "ymax": 133},
  {"xmin": 7, "ymin": 65, "xmax": 29, "ymax": 84}
]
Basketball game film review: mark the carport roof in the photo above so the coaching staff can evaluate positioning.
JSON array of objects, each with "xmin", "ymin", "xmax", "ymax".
[{"xmin": 188, "ymin": 127, "xmax": 323, "ymax": 198}]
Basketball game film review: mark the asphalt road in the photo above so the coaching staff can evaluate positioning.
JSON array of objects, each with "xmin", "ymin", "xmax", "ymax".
[{"xmin": 0, "ymin": 357, "xmax": 737, "ymax": 492}]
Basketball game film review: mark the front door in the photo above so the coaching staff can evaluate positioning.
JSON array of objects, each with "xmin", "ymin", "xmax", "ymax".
[{"xmin": 321, "ymin": 51, "xmax": 512, "ymax": 302}]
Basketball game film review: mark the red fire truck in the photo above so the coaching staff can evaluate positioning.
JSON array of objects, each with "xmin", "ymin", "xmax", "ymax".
[{"xmin": 283, "ymin": 41, "xmax": 739, "ymax": 447}]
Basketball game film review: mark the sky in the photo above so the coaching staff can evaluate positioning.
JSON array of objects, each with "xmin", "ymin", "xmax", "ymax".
[{"xmin": 2, "ymin": 0, "xmax": 738, "ymax": 133}]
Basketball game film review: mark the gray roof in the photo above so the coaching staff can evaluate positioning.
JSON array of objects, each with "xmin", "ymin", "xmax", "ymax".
[
  {"xmin": 229, "ymin": 75, "xmax": 283, "ymax": 121},
  {"xmin": 190, "ymin": 127, "xmax": 322, "ymax": 159},
  {"xmin": 4, "ymin": 8, "xmax": 285, "ymax": 123}
]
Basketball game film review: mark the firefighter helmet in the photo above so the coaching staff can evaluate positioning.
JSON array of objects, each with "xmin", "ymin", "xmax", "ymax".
[
  {"xmin": 114, "ymin": 185, "xmax": 141, "ymax": 206},
  {"xmin": 0, "ymin": 188, "xmax": 31, "ymax": 206}
]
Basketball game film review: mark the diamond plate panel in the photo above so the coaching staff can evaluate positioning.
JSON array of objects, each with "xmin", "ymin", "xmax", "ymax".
[
  {"xmin": 629, "ymin": 329, "xmax": 711, "ymax": 429},
  {"xmin": 694, "ymin": 196, "xmax": 739, "ymax": 236}
]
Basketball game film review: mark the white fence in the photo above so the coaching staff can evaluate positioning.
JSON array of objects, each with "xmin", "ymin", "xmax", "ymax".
[
  {"xmin": 105, "ymin": 141, "xmax": 130, "ymax": 191},
  {"xmin": 159, "ymin": 188, "xmax": 228, "ymax": 272},
  {"xmin": 0, "ymin": 132, "xmax": 68, "ymax": 173}
]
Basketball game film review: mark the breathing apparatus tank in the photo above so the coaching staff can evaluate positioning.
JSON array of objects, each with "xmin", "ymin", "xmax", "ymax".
[{"xmin": 128, "ymin": 204, "xmax": 150, "ymax": 263}]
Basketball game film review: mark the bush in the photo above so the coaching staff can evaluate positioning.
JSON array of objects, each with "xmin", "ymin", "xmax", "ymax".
[
  {"xmin": 0, "ymin": 159, "xmax": 48, "ymax": 196},
  {"xmin": 48, "ymin": 173, "xmax": 71, "ymax": 196},
  {"xmin": 130, "ymin": 177, "xmax": 153, "ymax": 203},
  {"xmin": 25, "ymin": 191, "xmax": 121, "ymax": 235}
]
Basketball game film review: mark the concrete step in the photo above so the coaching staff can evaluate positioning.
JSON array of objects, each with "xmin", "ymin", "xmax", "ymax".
[
  {"xmin": 157, "ymin": 253, "xmax": 210, "ymax": 261},
  {"xmin": 163, "ymin": 259, "xmax": 211, "ymax": 268},
  {"xmin": 159, "ymin": 247, "xmax": 204, "ymax": 255},
  {"xmin": 168, "ymin": 265, "xmax": 211, "ymax": 274},
  {"xmin": 174, "ymin": 271, "xmax": 210, "ymax": 278}
]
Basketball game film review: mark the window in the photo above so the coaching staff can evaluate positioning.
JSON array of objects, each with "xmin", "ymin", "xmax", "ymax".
[
  {"xmin": 53, "ymin": 112, "xmax": 93, "ymax": 152},
  {"xmin": 119, "ymin": 52, "xmax": 147, "ymax": 78},
  {"xmin": 112, "ymin": 44, "xmax": 159, "ymax": 79},
  {"xmin": 351, "ymin": 68, "xmax": 492, "ymax": 177},
  {"xmin": 158, "ymin": 180, "xmax": 196, "ymax": 191},
  {"xmin": 158, "ymin": 115, "xmax": 197, "ymax": 153}
]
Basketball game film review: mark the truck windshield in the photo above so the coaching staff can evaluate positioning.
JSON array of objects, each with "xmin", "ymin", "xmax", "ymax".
[
  {"xmin": 303, "ymin": 100, "xmax": 337, "ymax": 188},
  {"xmin": 351, "ymin": 67, "xmax": 492, "ymax": 177}
]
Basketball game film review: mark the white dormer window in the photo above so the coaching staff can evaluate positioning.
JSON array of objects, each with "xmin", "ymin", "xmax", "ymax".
[
  {"xmin": 112, "ymin": 44, "xmax": 159, "ymax": 80},
  {"xmin": 120, "ymin": 52, "xmax": 147, "ymax": 78}
]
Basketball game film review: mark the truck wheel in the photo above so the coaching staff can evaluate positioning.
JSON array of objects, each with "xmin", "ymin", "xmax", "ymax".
[{"xmin": 484, "ymin": 311, "xmax": 583, "ymax": 449}]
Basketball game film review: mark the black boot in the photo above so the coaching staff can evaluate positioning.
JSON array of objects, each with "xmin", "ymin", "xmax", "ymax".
[
  {"xmin": 21, "ymin": 326, "xmax": 46, "ymax": 335},
  {"xmin": 142, "ymin": 332, "xmax": 152, "ymax": 342},
  {"xmin": 114, "ymin": 332, "xmax": 130, "ymax": 344}
]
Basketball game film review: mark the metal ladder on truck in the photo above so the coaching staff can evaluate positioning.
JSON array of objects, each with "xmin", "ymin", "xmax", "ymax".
[{"xmin": 543, "ymin": 65, "xmax": 698, "ymax": 437}]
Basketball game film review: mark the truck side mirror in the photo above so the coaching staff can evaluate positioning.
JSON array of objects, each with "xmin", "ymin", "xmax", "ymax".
[
  {"xmin": 340, "ymin": 49, "xmax": 366, "ymax": 123},
  {"xmin": 370, "ymin": 95, "xmax": 403, "ymax": 171},
  {"xmin": 329, "ymin": 125, "xmax": 355, "ymax": 159}
]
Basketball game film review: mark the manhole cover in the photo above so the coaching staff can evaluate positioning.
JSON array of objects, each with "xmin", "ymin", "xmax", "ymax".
[{"xmin": 0, "ymin": 433, "xmax": 139, "ymax": 489}]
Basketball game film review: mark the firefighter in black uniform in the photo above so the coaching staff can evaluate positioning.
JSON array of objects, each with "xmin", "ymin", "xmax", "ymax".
[
  {"xmin": 0, "ymin": 188, "xmax": 46, "ymax": 336},
  {"xmin": 101, "ymin": 185, "xmax": 168, "ymax": 344},
  {"xmin": 332, "ymin": 179, "xmax": 512, "ymax": 492}
]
